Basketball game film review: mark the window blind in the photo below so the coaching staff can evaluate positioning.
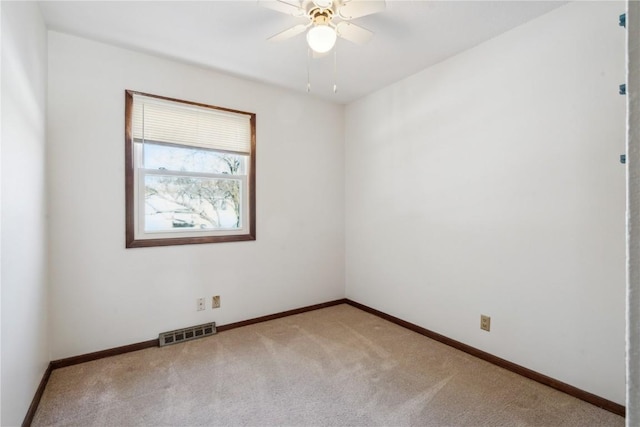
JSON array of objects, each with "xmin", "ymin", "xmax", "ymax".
[{"xmin": 132, "ymin": 94, "xmax": 252, "ymax": 154}]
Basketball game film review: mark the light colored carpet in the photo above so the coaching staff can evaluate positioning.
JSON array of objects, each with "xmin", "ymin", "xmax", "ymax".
[{"xmin": 32, "ymin": 304, "xmax": 624, "ymax": 426}]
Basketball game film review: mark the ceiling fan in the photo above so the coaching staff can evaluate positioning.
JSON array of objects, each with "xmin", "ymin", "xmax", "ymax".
[{"xmin": 261, "ymin": 0, "xmax": 385, "ymax": 54}]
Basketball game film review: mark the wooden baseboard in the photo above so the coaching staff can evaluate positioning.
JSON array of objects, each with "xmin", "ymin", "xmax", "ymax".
[
  {"xmin": 216, "ymin": 298, "xmax": 347, "ymax": 332},
  {"xmin": 50, "ymin": 339, "xmax": 159, "ymax": 370},
  {"xmin": 49, "ymin": 298, "xmax": 347, "ymax": 370},
  {"xmin": 345, "ymin": 299, "xmax": 625, "ymax": 418},
  {"xmin": 22, "ymin": 362, "xmax": 52, "ymax": 427}
]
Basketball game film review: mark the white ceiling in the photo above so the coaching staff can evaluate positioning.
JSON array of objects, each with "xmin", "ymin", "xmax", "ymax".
[{"xmin": 38, "ymin": 0, "xmax": 567, "ymax": 104}]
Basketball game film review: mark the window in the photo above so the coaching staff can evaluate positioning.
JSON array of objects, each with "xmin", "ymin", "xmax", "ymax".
[{"xmin": 125, "ymin": 91, "xmax": 256, "ymax": 248}]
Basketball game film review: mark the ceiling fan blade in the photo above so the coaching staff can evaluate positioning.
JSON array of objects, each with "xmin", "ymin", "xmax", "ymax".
[
  {"xmin": 336, "ymin": 21, "xmax": 373, "ymax": 45},
  {"xmin": 338, "ymin": 0, "xmax": 386, "ymax": 20},
  {"xmin": 259, "ymin": 0, "xmax": 306, "ymax": 17},
  {"xmin": 268, "ymin": 23, "xmax": 310, "ymax": 42}
]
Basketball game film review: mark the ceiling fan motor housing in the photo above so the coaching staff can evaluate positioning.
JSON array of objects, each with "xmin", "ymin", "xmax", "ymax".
[
  {"xmin": 306, "ymin": 0, "xmax": 339, "ymax": 16},
  {"xmin": 310, "ymin": 8, "xmax": 333, "ymax": 26}
]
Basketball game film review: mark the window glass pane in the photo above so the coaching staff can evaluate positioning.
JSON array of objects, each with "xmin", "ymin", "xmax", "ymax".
[
  {"xmin": 142, "ymin": 142, "xmax": 246, "ymax": 175},
  {"xmin": 144, "ymin": 175, "xmax": 242, "ymax": 232}
]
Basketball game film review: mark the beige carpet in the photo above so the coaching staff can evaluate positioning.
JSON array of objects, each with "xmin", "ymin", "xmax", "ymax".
[{"xmin": 33, "ymin": 304, "xmax": 623, "ymax": 426}]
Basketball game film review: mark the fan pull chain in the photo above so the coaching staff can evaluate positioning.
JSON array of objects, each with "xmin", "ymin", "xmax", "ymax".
[
  {"xmin": 333, "ymin": 46, "xmax": 338, "ymax": 94},
  {"xmin": 307, "ymin": 47, "xmax": 311, "ymax": 93}
]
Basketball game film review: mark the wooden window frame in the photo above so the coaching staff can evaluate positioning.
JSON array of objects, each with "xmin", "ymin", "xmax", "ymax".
[{"xmin": 125, "ymin": 90, "xmax": 256, "ymax": 248}]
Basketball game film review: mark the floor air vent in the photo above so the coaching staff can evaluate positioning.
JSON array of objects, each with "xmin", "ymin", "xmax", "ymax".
[{"xmin": 159, "ymin": 322, "xmax": 216, "ymax": 347}]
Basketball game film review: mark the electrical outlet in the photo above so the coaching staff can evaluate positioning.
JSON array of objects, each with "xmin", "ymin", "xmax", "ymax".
[
  {"xmin": 480, "ymin": 315, "xmax": 491, "ymax": 332},
  {"xmin": 197, "ymin": 298, "xmax": 206, "ymax": 311},
  {"xmin": 212, "ymin": 295, "xmax": 221, "ymax": 309}
]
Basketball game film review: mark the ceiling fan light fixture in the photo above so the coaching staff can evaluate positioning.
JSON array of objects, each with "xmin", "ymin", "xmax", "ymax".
[{"xmin": 306, "ymin": 25, "xmax": 337, "ymax": 53}]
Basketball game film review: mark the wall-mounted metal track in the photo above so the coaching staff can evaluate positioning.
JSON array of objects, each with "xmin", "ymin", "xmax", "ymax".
[{"xmin": 619, "ymin": 12, "xmax": 627, "ymax": 164}]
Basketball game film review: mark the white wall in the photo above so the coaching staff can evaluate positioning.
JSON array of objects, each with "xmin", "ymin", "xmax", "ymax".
[
  {"xmin": 1, "ymin": 2, "xmax": 49, "ymax": 425},
  {"xmin": 47, "ymin": 32, "xmax": 345, "ymax": 360},
  {"xmin": 346, "ymin": 1, "xmax": 626, "ymax": 404},
  {"xmin": 627, "ymin": 0, "xmax": 640, "ymax": 423}
]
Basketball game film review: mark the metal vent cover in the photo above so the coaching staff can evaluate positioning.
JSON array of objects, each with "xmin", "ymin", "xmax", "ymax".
[{"xmin": 159, "ymin": 322, "xmax": 216, "ymax": 347}]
